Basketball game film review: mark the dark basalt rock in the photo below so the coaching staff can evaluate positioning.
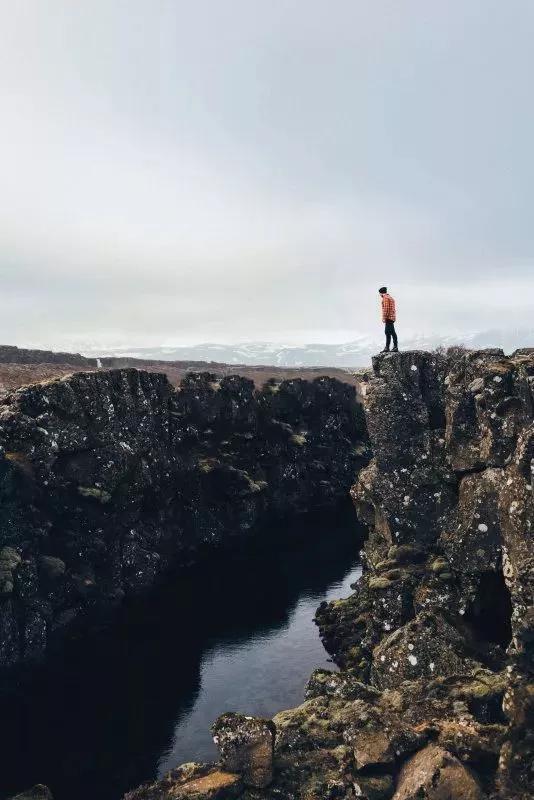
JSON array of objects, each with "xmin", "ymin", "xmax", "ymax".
[
  {"xmin": 315, "ymin": 349, "xmax": 534, "ymax": 799},
  {"xmin": 8, "ymin": 788, "xmax": 53, "ymax": 800},
  {"xmin": 212, "ymin": 713, "xmax": 276, "ymax": 789},
  {"xmin": 7, "ymin": 350, "xmax": 533, "ymax": 800},
  {"xmin": 0, "ymin": 368, "xmax": 367, "ymax": 670},
  {"xmin": 123, "ymin": 764, "xmax": 243, "ymax": 800},
  {"xmin": 392, "ymin": 744, "xmax": 484, "ymax": 800},
  {"xmin": 133, "ymin": 350, "xmax": 532, "ymax": 800},
  {"xmin": 0, "ymin": 344, "xmax": 95, "ymax": 367}
]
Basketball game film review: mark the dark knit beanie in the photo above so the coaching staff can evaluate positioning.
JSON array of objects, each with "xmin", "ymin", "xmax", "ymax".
[{"xmin": 379, "ymin": 287, "xmax": 387, "ymax": 294}]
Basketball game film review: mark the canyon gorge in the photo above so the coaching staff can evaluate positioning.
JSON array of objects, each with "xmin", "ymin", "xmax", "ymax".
[{"xmin": 2, "ymin": 348, "xmax": 533, "ymax": 800}]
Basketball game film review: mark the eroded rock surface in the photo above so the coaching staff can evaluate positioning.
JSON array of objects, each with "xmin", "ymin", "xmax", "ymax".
[
  {"xmin": 212, "ymin": 714, "xmax": 275, "ymax": 788},
  {"xmin": 6, "ymin": 350, "xmax": 533, "ymax": 800},
  {"xmin": 8, "ymin": 788, "xmax": 53, "ymax": 800},
  {"xmin": 123, "ymin": 763, "xmax": 243, "ymax": 800},
  {"xmin": 392, "ymin": 744, "xmax": 484, "ymax": 800},
  {"xmin": 0, "ymin": 369, "xmax": 366, "ymax": 669},
  {"xmin": 0, "ymin": 344, "xmax": 95, "ymax": 367},
  {"xmin": 316, "ymin": 349, "xmax": 533, "ymax": 799},
  {"xmin": 129, "ymin": 349, "xmax": 532, "ymax": 800}
]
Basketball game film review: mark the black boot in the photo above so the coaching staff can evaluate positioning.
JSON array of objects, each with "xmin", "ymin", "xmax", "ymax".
[{"xmin": 392, "ymin": 346, "xmax": 398, "ymax": 352}]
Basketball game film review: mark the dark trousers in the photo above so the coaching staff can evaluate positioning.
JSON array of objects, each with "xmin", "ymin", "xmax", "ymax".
[{"xmin": 385, "ymin": 320, "xmax": 398, "ymax": 349}]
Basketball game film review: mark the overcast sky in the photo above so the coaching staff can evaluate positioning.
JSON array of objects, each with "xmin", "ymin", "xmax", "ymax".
[{"xmin": 1, "ymin": 1, "xmax": 533, "ymax": 350}]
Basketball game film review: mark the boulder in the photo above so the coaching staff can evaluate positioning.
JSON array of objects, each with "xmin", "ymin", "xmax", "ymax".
[
  {"xmin": 8, "ymin": 788, "xmax": 53, "ymax": 800},
  {"xmin": 392, "ymin": 744, "xmax": 484, "ymax": 800},
  {"xmin": 372, "ymin": 613, "xmax": 482, "ymax": 689},
  {"xmin": 346, "ymin": 723, "xmax": 422, "ymax": 771},
  {"xmin": 353, "ymin": 774, "xmax": 394, "ymax": 800},
  {"xmin": 212, "ymin": 713, "xmax": 275, "ymax": 789},
  {"xmin": 123, "ymin": 763, "xmax": 242, "ymax": 800},
  {"xmin": 305, "ymin": 668, "xmax": 380, "ymax": 703}
]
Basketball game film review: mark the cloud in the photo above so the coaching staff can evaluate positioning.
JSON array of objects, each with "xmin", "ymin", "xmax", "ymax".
[{"xmin": 0, "ymin": 0, "xmax": 533, "ymax": 349}]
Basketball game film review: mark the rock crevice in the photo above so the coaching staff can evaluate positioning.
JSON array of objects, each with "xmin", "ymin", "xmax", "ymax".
[
  {"xmin": 132, "ymin": 349, "xmax": 532, "ymax": 800},
  {"xmin": 6, "ymin": 350, "xmax": 534, "ymax": 800},
  {"xmin": 0, "ymin": 368, "xmax": 367, "ymax": 669}
]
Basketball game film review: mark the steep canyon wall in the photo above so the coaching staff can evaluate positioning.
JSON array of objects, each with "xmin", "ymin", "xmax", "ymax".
[
  {"xmin": 315, "ymin": 348, "xmax": 533, "ymax": 799},
  {"xmin": 126, "ymin": 348, "xmax": 533, "ymax": 800},
  {"xmin": 0, "ymin": 369, "xmax": 367, "ymax": 670},
  {"xmin": 5, "ymin": 350, "xmax": 534, "ymax": 800}
]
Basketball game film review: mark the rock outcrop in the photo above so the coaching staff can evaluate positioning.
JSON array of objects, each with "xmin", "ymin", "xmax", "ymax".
[
  {"xmin": 212, "ymin": 714, "xmax": 276, "ymax": 789},
  {"xmin": 392, "ymin": 744, "xmax": 484, "ymax": 800},
  {"xmin": 123, "ymin": 764, "xmax": 243, "ymax": 800},
  {"xmin": 109, "ymin": 349, "xmax": 532, "ymax": 800},
  {"xmin": 0, "ymin": 344, "xmax": 95, "ymax": 367},
  {"xmin": 6, "ymin": 349, "xmax": 533, "ymax": 800},
  {"xmin": 8, "ymin": 789, "xmax": 53, "ymax": 800},
  {"xmin": 0, "ymin": 369, "xmax": 366, "ymax": 669},
  {"xmin": 315, "ymin": 349, "xmax": 533, "ymax": 799}
]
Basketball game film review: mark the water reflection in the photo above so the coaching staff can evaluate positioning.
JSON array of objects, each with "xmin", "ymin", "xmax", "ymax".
[{"xmin": 0, "ymin": 502, "xmax": 364, "ymax": 800}]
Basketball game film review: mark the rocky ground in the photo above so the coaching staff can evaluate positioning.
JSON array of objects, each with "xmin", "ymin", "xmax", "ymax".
[
  {"xmin": 98, "ymin": 348, "xmax": 532, "ymax": 800},
  {"xmin": 7, "ymin": 349, "xmax": 534, "ymax": 800},
  {"xmin": 0, "ymin": 369, "xmax": 367, "ymax": 670}
]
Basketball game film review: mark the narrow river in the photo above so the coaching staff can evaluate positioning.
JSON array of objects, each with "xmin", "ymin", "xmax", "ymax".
[{"xmin": 1, "ymin": 502, "xmax": 364, "ymax": 800}]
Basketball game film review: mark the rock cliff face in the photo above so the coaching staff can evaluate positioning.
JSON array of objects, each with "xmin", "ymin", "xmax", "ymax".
[
  {"xmin": 0, "ymin": 345, "xmax": 95, "ymax": 367},
  {"xmin": 0, "ymin": 369, "xmax": 366, "ymax": 670},
  {"xmin": 315, "ymin": 349, "xmax": 533, "ymax": 799},
  {"xmin": 6, "ymin": 350, "xmax": 534, "ymax": 800},
  {"xmin": 123, "ymin": 349, "xmax": 533, "ymax": 800}
]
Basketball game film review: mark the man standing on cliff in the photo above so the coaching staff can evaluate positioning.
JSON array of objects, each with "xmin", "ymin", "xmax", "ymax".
[{"xmin": 379, "ymin": 287, "xmax": 398, "ymax": 352}]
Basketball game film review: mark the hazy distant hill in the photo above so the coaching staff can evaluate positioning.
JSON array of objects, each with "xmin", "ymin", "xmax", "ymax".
[{"xmin": 88, "ymin": 328, "xmax": 534, "ymax": 368}]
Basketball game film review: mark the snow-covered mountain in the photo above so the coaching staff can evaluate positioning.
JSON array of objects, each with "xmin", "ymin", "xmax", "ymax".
[{"xmin": 83, "ymin": 328, "xmax": 534, "ymax": 368}]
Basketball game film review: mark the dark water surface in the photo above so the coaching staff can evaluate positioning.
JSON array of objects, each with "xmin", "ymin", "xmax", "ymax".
[{"xmin": 1, "ymin": 503, "xmax": 364, "ymax": 800}]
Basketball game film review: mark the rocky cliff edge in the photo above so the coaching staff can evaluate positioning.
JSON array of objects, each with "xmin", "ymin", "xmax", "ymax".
[
  {"xmin": 122, "ymin": 349, "xmax": 533, "ymax": 800},
  {"xmin": 0, "ymin": 369, "xmax": 366, "ymax": 670}
]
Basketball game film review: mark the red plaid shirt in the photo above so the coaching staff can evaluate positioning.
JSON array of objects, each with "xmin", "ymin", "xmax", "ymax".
[{"xmin": 381, "ymin": 293, "xmax": 396, "ymax": 322}]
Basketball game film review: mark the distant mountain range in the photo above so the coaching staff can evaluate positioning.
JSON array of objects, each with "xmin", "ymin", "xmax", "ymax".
[{"xmin": 85, "ymin": 328, "xmax": 534, "ymax": 369}]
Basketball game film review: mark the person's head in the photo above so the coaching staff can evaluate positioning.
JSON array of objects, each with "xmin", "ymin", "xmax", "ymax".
[{"xmin": 379, "ymin": 286, "xmax": 387, "ymax": 295}]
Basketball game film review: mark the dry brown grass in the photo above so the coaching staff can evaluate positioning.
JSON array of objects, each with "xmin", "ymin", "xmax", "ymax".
[
  {"xmin": 0, "ymin": 363, "xmax": 97, "ymax": 393},
  {"xmin": 0, "ymin": 360, "xmax": 363, "ymax": 394}
]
